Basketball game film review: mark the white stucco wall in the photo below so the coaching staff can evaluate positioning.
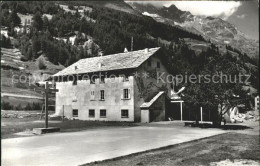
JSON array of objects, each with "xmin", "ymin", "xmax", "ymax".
[
  {"xmin": 55, "ymin": 50, "xmax": 172, "ymax": 122},
  {"xmin": 55, "ymin": 75, "xmax": 135, "ymax": 121}
]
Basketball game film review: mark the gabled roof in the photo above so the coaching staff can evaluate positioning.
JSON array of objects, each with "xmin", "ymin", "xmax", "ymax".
[
  {"xmin": 140, "ymin": 91, "xmax": 165, "ymax": 108},
  {"xmin": 53, "ymin": 47, "xmax": 160, "ymax": 76},
  {"xmin": 171, "ymin": 93, "xmax": 181, "ymax": 100}
]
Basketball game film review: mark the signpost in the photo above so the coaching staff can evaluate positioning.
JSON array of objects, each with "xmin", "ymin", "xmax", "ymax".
[
  {"xmin": 37, "ymin": 82, "xmax": 58, "ymax": 128},
  {"xmin": 33, "ymin": 81, "xmax": 60, "ymax": 134}
]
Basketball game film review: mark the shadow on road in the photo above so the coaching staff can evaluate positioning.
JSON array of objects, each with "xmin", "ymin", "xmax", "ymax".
[{"xmin": 185, "ymin": 122, "xmax": 252, "ymax": 130}]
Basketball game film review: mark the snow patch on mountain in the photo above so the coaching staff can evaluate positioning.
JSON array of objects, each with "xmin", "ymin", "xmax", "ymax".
[{"xmin": 142, "ymin": 12, "xmax": 160, "ymax": 18}]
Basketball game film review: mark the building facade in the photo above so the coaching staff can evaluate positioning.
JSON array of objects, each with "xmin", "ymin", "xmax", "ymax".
[{"xmin": 53, "ymin": 47, "xmax": 173, "ymax": 122}]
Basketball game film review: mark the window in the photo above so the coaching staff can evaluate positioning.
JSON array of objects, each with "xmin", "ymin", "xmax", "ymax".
[
  {"xmin": 147, "ymin": 59, "xmax": 152, "ymax": 67},
  {"xmin": 90, "ymin": 91, "xmax": 95, "ymax": 100},
  {"xmin": 73, "ymin": 78, "xmax": 77, "ymax": 85},
  {"xmin": 100, "ymin": 76, "xmax": 105, "ymax": 84},
  {"xmin": 90, "ymin": 77, "xmax": 96, "ymax": 84},
  {"xmin": 100, "ymin": 90, "xmax": 105, "ymax": 100},
  {"xmin": 124, "ymin": 89, "xmax": 129, "ymax": 99},
  {"xmin": 157, "ymin": 61, "xmax": 160, "ymax": 68},
  {"xmin": 123, "ymin": 75, "xmax": 129, "ymax": 82},
  {"xmin": 122, "ymin": 89, "xmax": 131, "ymax": 99},
  {"xmin": 121, "ymin": 109, "xmax": 129, "ymax": 118},
  {"xmin": 100, "ymin": 109, "xmax": 106, "ymax": 118},
  {"xmin": 73, "ymin": 109, "xmax": 78, "ymax": 117},
  {"xmin": 89, "ymin": 109, "xmax": 95, "ymax": 118}
]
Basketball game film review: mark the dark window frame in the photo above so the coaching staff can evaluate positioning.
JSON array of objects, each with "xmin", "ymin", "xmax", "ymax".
[
  {"xmin": 100, "ymin": 109, "xmax": 106, "ymax": 118},
  {"xmin": 123, "ymin": 89, "xmax": 129, "ymax": 99},
  {"xmin": 157, "ymin": 61, "xmax": 160, "ymax": 68},
  {"xmin": 121, "ymin": 109, "xmax": 129, "ymax": 118},
  {"xmin": 100, "ymin": 90, "xmax": 105, "ymax": 100},
  {"xmin": 100, "ymin": 76, "xmax": 105, "ymax": 84},
  {"xmin": 73, "ymin": 109, "xmax": 78, "ymax": 117},
  {"xmin": 123, "ymin": 75, "xmax": 129, "ymax": 82},
  {"xmin": 123, "ymin": 89, "xmax": 130, "ymax": 99},
  {"xmin": 89, "ymin": 109, "xmax": 95, "ymax": 118}
]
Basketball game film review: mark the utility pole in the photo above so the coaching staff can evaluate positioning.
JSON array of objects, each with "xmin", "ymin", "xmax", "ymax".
[
  {"xmin": 200, "ymin": 107, "xmax": 203, "ymax": 122},
  {"xmin": 131, "ymin": 37, "xmax": 133, "ymax": 51},
  {"xmin": 45, "ymin": 82, "xmax": 49, "ymax": 128}
]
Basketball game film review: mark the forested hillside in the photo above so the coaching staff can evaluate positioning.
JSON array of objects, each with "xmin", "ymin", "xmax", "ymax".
[{"xmin": 1, "ymin": 1, "xmax": 205, "ymax": 66}]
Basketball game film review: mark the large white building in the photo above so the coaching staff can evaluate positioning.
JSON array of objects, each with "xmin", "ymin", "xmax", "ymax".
[{"xmin": 52, "ymin": 47, "xmax": 181, "ymax": 122}]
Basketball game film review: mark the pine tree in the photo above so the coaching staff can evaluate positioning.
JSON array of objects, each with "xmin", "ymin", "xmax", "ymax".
[
  {"xmin": 8, "ymin": 9, "xmax": 21, "ymax": 27},
  {"xmin": 32, "ymin": 12, "xmax": 43, "ymax": 31},
  {"xmin": 42, "ymin": 16, "xmax": 49, "ymax": 30},
  {"xmin": 27, "ymin": 46, "xmax": 33, "ymax": 60}
]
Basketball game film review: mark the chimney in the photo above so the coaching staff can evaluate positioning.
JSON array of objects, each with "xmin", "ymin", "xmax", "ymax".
[
  {"xmin": 145, "ymin": 48, "xmax": 149, "ymax": 53},
  {"xmin": 124, "ymin": 47, "xmax": 128, "ymax": 53},
  {"xmin": 75, "ymin": 66, "xmax": 78, "ymax": 70}
]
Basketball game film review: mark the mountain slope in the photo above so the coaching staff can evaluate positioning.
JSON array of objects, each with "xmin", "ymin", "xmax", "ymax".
[
  {"xmin": 58, "ymin": 0, "xmax": 140, "ymax": 16},
  {"xmin": 128, "ymin": 3, "xmax": 259, "ymax": 60}
]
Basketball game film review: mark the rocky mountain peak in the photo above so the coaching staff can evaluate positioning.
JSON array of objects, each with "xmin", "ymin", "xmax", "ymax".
[{"xmin": 128, "ymin": 2, "xmax": 258, "ymax": 60}]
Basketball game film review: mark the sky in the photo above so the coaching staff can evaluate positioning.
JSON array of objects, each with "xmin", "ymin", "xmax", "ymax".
[
  {"xmin": 127, "ymin": 1, "xmax": 259, "ymax": 40},
  {"xmin": 226, "ymin": 1, "xmax": 259, "ymax": 40}
]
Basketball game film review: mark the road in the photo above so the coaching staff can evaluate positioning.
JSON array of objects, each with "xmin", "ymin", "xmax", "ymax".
[{"xmin": 2, "ymin": 125, "xmax": 226, "ymax": 166}]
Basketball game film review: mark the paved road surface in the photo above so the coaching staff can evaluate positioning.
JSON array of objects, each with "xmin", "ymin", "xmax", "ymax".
[{"xmin": 2, "ymin": 126, "xmax": 226, "ymax": 166}]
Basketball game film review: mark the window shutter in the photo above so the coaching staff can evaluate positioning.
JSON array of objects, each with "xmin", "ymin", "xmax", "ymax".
[
  {"xmin": 121, "ymin": 89, "xmax": 124, "ymax": 99},
  {"xmin": 128, "ymin": 88, "xmax": 131, "ymax": 99},
  {"xmin": 90, "ymin": 91, "xmax": 94, "ymax": 100}
]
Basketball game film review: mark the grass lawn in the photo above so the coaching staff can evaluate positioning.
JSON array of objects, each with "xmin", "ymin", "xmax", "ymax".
[
  {"xmin": 1, "ymin": 116, "xmax": 138, "ymax": 139},
  {"xmin": 84, "ymin": 132, "xmax": 260, "ymax": 166}
]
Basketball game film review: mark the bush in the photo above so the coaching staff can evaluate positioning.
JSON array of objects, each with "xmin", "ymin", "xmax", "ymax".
[
  {"xmin": 2, "ymin": 102, "xmax": 42, "ymax": 111},
  {"xmin": 31, "ymin": 102, "xmax": 41, "ymax": 110},
  {"xmin": 15, "ymin": 104, "xmax": 23, "ymax": 110},
  {"xmin": 38, "ymin": 58, "xmax": 46, "ymax": 70},
  {"xmin": 68, "ymin": 5, "xmax": 74, "ymax": 10},
  {"xmin": 21, "ymin": 56, "xmax": 28, "ymax": 61},
  {"xmin": 13, "ymin": 40, "xmax": 20, "ymax": 48},
  {"xmin": 24, "ymin": 103, "xmax": 32, "ymax": 110},
  {"xmin": 23, "ymin": 102, "xmax": 42, "ymax": 110},
  {"xmin": 1, "ymin": 101, "xmax": 14, "ymax": 110},
  {"xmin": 1, "ymin": 35, "xmax": 12, "ymax": 48}
]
